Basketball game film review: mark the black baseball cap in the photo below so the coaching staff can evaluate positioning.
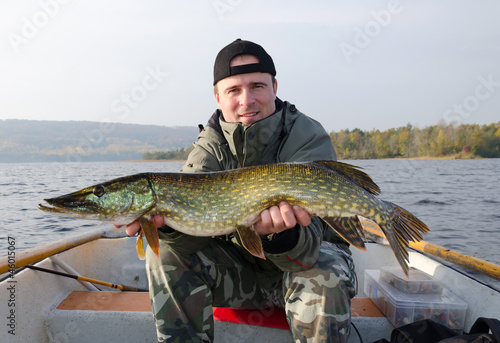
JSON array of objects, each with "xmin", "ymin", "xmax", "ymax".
[{"xmin": 213, "ymin": 39, "xmax": 276, "ymax": 85}]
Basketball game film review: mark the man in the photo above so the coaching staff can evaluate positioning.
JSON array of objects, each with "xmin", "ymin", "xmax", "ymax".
[{"xmin": 126, "ymin": 39, "xmax": 356, "ymax": 343}]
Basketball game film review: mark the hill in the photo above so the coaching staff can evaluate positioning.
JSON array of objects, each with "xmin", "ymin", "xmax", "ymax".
[{"xmin": 0, "ymin": 119, "xmax": 199, "ymax": 163}]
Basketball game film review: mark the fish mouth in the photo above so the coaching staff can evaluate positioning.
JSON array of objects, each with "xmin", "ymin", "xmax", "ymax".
[
  {"xmin": 38, "ymin": 203, "xmax": 79, "ymax": 215},
  {"xmin": 38, "ymin": 198, "xmax": 100, "ymax": 215}
]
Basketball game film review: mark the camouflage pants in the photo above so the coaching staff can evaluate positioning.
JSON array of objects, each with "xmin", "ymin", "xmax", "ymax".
[{"xmin": 146, "ymin": 239, "xmax": 357, "ymax": 343}]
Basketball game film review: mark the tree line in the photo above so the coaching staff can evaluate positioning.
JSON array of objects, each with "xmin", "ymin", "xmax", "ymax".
[
  {"xmin": 143, "ymin": 147, "xmax": 194, "ymax": 161},
  {"xmin": 143, "ymin": 122, "xmax": 500, "ymax": 161},
  {"xmin": 331, "ymin": 122, "xmax": 500, "ymax": 159}
]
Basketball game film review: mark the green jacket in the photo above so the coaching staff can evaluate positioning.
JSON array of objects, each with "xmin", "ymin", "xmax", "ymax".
[{"xmin": 159, "ymin": 99, "xmax": 350, "ymax": 289}]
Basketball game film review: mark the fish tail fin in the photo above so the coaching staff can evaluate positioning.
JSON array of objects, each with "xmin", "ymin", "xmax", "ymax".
[{"xmin": 378, "ymin": 201, "xmax": 430, "ymax": 276}]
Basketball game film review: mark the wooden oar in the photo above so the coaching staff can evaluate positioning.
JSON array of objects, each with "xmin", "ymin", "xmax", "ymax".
[
  {"xmin": 25, "ymin": 264, "xmax": 147, "ymax": 292},
  {"xmin": 0, "ymin": 225, "xmax": 123, "ymax": 275},
  {"xmin": 361, "ymin": 220, "xmax": 500, "ymax": 281}
]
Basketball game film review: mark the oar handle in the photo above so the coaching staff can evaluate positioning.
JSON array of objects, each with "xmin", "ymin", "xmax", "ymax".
[{"xmin": 0, "ymin": 226, "xmax": 122, "ymax": 275}]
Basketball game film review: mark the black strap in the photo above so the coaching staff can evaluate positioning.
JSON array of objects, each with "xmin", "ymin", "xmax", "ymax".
[
  {"xmin": 374, "ymin": 318, "xmax": 500, "ymax": 343},
  {"xmin": 229, "ymin": 63, "xmax": 266, "ymax": 76},
  {"xmin": 390, "ymin": 319, "xmax": 458, "ymax": 343},
  {"xmin": 469, "ymin": 317, "xmax": 500, "ymax": 341}
]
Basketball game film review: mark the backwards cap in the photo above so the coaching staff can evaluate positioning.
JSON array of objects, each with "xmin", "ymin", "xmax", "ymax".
[{"xmin": 213, "ymin": 39, "xmax": 276, "ymax": 85}]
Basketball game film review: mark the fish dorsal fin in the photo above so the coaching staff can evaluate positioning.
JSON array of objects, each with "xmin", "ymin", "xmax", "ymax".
[
  {"xmin": 313, "ymin": 161, "xmax": 381, "ymax": 195},
  {"xmin": 236, "ymin": 225, "xmax": 266, "ymax": 260},
  {"xmin": 322, "ymin": 216, "xmax": 367, "ymax": 250}
]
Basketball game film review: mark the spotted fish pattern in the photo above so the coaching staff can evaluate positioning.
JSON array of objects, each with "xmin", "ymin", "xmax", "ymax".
[{"xmin": 39, "ymin": 160, "xmax": 429, "ymax": 275}]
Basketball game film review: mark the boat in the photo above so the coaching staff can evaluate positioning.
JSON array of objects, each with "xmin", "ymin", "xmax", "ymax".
[{"xmin": 1, "ymin": 221, "xmax": 499, "ymax": 343}]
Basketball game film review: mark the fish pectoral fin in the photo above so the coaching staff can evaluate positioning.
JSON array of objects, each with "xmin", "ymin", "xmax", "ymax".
[
  {"xmin": 136, "ymin": 229, "xmax": 146, "ymax": 260},
  {"xmin": 236, "ymin": 225, "xmax": 266, "ymax": 260},
  {"xmin": 322, "ymin": 216, "xmax": 367, "ymax": 250},
  {"xmin": 139, "ymin": 217, "xmax": 160, "ymax": 258}
]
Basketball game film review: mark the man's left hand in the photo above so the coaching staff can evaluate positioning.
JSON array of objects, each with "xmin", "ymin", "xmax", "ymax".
[{"xmin": 254, "ymin": 202, "xmax": 311, "ymax": 236}]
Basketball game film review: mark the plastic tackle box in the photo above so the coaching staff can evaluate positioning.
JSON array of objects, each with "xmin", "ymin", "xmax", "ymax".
[{"xmin": 364, "ymin": 269, "xmax": 467, "ymax": 331}]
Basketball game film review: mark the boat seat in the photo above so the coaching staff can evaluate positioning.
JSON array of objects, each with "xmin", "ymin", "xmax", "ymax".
[
  {"xmin": 57, "ymin": 290, "xmax": 384, "ymax": 319},
  {"xmin": 49, "ymin": 291, "xmax": 390, "ymax": 342}
]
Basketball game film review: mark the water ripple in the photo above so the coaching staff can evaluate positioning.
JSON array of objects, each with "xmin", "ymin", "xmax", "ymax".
[{"xmin": 416, "ymin": 199, "xmax": 450, "ymax": 205}]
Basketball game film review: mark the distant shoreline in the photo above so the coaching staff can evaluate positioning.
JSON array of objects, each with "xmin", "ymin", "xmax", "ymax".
[
  {"xmin": 372, "ymin": 155, "xmax": 480, "ymax": 161},
  {"xmin": 116, "ymin": 155, "xmax": 484, "ymax": 163},
  {"xmin": 116, "ymin": 159, "xmax": 187, "ymax": 163}
]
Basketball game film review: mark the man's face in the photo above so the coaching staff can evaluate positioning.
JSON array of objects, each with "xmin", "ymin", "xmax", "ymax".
[{"xmin": 214, "ymin": 55, "xmax": 278, "ymax": 126}]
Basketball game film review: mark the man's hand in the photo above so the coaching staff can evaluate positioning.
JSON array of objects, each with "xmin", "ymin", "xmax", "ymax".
[
  {"xmin": 254, "ymin": 202, "xmax": 311, "ymax": 236},
  {"xmin": 113, "ymin": 215, "xmax": 165, "ymax": 236}
]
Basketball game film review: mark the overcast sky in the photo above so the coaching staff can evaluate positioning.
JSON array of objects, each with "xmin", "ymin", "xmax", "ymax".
[{"xmin": 1, "ymin": 0, "xmax": 499, "ymax": 132}]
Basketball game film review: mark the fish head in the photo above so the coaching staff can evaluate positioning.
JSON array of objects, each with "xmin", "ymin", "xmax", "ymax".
[{"xmin": 38, "ymin": 174, "xmax": 156, "ymax": 225}]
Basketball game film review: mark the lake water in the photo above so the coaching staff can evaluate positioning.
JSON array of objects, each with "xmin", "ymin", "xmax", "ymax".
[{"xmin": 1, "ymin": 159, "xmax": 499, "ymax": 285}]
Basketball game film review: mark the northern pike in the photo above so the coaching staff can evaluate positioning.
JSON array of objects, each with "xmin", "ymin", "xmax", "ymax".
[{"xmin": 38, "ymin": 161, "xmax": 429, "ymax": 275}]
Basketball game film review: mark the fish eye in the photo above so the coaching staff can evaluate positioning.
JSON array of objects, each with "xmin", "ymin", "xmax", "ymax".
[{"xmin": 93, "ymin": 185, "xmax": 105, "ymax": 197}]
